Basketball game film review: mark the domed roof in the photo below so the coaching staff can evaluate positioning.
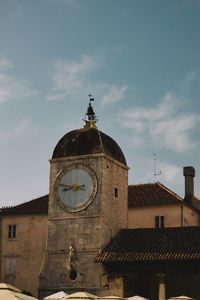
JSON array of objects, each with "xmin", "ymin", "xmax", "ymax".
[{"xmin": 52, "ymin": 127, "xmax": 126, "ymax": 166}]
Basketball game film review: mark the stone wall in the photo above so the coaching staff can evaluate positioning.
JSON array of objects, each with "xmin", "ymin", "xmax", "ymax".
[{"xmin": 39, "ymin": 153, "xmax": 128, "ymax": 298}]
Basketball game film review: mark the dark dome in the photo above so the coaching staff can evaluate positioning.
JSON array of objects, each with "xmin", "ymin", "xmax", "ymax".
[{"xmin": 52, "ymin": 127, "xmax": 126, "ymax": 166}]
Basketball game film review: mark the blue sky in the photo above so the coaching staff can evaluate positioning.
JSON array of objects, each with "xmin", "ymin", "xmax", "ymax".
[{"xmin": 0, "ymin": 0, "xmax": 200, "ymax": 206}]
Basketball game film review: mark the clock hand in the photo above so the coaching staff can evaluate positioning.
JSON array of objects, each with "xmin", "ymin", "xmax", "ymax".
[
  {"xmin": 62, "ymin": 186, "xmax": 74, "ymax": 191},
  {"xmin": 76, "ymin": 184, "xmax": 85, "ymax": 190},
  {"xmin": 61, "ymin": 184, "xmax": 85, "ymax": 191},
  {"xmin": 59, "ymin": 183, "xmax": 72, "ymax": 188}
]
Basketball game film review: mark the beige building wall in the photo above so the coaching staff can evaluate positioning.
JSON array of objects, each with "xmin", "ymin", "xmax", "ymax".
[
  {"xmin": 0, "ymin": 214, "xmax": 48, "ymax": 297},
  {"xmin": 128, "ymin": 204, "xmax": 199, "ymax": 229},
  {"xmin": 182, "ymin": 205, "xmax": 199, "ymax": 226}
]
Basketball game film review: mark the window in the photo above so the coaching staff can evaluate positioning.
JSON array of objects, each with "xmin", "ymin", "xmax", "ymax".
[
  {"xmin": 114, "ymin": 188, "xmax": 118, "ymax": 198},
  {"xmin": 160, "ymin": 216, "xmax": 164, "ymax": 228},
  {"xmin": 69, "ymin": 269, "xmax": 78, "ymax": 281},
  {"xmin": 8, "ymin": 225, "xmax": 17, "ymax": 239},
  {"xmin": 5, "ymin": 257, "xmax": 17, "ymax": 276},
  {"xmin": 155, "ymin": 216, "xmax": 159, "ymax": 228},
  {"xmin": 155, "ymin": 216, "xmax": 165, "ymax": 228}
]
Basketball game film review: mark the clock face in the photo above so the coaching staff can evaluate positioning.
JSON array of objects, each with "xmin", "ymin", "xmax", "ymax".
[{"xmin": 54, "ymin": 164, "xmax": 97, "ymax": 212}]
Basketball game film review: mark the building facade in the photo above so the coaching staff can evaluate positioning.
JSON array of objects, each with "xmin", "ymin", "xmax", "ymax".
[
  {"xmin": 0, "ymin": 195, "xmax": 48, "ymax": 296},
  {"xmin": 1, "ymin": 101, "xmax": 200, "ymax": 300}
]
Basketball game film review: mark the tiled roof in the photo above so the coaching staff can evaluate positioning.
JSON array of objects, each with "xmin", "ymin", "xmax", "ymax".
[
  {"xmin": 0, "ymin": 194, "xmax": 48, "ymax": 216},
  {"xmin": 1, "ymin": 183, "xmax": 199, "ymax": 216},
  {"xmin": 128, "ymin": 182, "xmax": 183, "ymax": 207},
  {"xmin": 95, "ymin": 227, "xmax": 200, "ymax": 263}
]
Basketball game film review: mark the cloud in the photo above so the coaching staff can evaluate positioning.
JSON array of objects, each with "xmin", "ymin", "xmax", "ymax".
[
  {"xmin": 0, "ymin": 57, "xmax": 13, "ymax": 72},
  {"xmin": 90, "ymin": 82, "xmax": 128, "ymax": 106},
  {"xmin": 140, "ymin": 159, "xmax": 181, "ymax": 186},
  {"xmin": 12, "ymin": 120, "xmax": 34, "ymax": 135},
  {"xmin": 0, "ymin": 120, "xmax": 38, "ymax": 140},
  {"xmin": 101, "ymin": 85, "xmax": 128, "ymax": 106},
  {"xmin": 121, "ymin": 93, "xmax": 179, "ymax": 122},
  {"xmin": 47, "ymin": 52, "xmax": 128, "ymax": 106},
  {"xmin": 0, "ymin": 74, "xmax": 36, "ymax": 103},
  {"xmin": 119, "ymin": 92, "xmax": 200, "ymax": 153},
  {"xmin": 159, "ymin": 161, "xmax": 181, "ymax": 185},
  {"xmin": 184, "ymin": 71, "xmax": 196, "ymax": 86},
  {"xmin": 47, "ymin": 54, "xmax": 101, "ymax": 101},
  {"xmin": 180, "ymin": 71, "xmax": 196, "ymax": 93},
  {"xmin": 151, "ymin": 114, "xmax": 199, "ymax": 152},
  {"xmin": 0, "ymin": 56, "xmax": 37, "ymax": 103}
]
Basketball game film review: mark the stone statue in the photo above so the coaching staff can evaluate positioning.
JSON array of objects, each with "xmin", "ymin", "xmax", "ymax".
[{"xmin": 67, "ymin": 244, "xmax": 75, "ymax": 271}]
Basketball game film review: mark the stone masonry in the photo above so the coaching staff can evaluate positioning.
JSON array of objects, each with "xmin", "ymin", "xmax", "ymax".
[{"xmin": 38, "ymin": 153, "xmax": 128, "ymax": 299}]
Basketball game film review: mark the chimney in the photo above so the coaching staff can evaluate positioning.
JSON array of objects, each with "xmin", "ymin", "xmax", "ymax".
[{"xmin": 183, "ymin": 166, "xmax": 195, "ymax": 205}]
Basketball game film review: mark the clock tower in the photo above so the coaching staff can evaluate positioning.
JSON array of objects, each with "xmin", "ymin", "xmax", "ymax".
[{"xmin": 39, "ymin": 97, "xmax": 128, "ymax": 299}]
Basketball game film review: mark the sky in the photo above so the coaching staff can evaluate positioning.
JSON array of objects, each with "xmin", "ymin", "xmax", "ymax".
[{"xmin": 0, "ymin": 0, "xmax": 200, "ymax": 206}]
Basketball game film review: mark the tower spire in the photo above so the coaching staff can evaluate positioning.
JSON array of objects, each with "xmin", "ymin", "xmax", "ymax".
[{"xmin": 83, "ymin": 94, "xmax": 98, "ymax": 128}]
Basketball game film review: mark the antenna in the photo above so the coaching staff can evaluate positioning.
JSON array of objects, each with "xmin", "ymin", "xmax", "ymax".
[{"xmin": 154, "ymin": 153, "xmax": 161, "ymax": 182}]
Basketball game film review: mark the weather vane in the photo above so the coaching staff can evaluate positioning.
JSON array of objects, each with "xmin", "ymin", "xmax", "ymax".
[
  {"xmin": 154, "ymin": 153, "xmax": 161, "ymax": 182},
  {"xmin": 83, "ymin": 93, "xmax": 98, "ymax": 127},
  {"xmin": 88, "ymin": 93, "xmax": 94, "ymax": 101}
]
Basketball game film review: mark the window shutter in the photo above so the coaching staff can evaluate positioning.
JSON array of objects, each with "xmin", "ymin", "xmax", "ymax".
[{"xmin": 5, "ymin": 258, "xmax": 17, "ymax": 276}]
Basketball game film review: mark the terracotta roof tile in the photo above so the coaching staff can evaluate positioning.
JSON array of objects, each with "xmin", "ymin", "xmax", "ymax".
[
  {"xmin": 95, "ymin": 227, "xmax": 200, "ymax": 263},
  {"xmin": 0, "ymin": 194, "xmax": 48, "ymax": 216},
  {"xmin": 128, "ymin": 182, "xmax": 182, "ymax": 207},
  {"xmin": 1, "ymin": 182, "xmax": 199, "ymax": 216}
]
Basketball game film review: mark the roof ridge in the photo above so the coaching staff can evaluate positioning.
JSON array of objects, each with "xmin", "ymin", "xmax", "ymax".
[
  {"xmin": 0, "ymin": 194, "xmax": 49, "ymax": 216},
  {"xmin": 157, "ymin": 182, "xmax": 183, "ymax": 201},
  {"xmin": 1, "ymin": 194, "xmax": 49, "ymax": 210},
  {"xmin": 128, "ymin": 182, "xmax": 157, "ymax": 187},
  {"xmin": 96, "ymin": 127, "xmax": 105, "ymax": 154},
  {"xmin": 128, "ymin": 182, "xmax": 183, "ymax": 207},
  {"xmin": 128, "ymin": 182, "xmax": 200, "ymax": 204}
]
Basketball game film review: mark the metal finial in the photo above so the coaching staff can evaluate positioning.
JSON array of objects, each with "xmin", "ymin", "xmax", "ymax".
[{"xmin": 83, "ymin": 94, "xmax": 98, "ymax": 128}]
